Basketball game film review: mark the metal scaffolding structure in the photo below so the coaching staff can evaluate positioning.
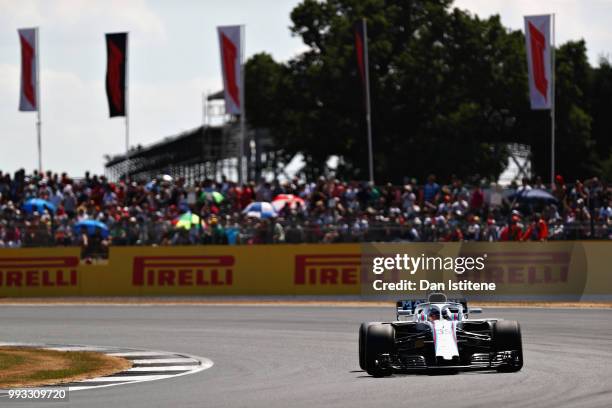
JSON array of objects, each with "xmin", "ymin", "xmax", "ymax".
[
  {"xmin": 105, "ymin": 90, "xmax": 277, "ymax": 185},
  {"xmin": 104, "ymin": 123, "xmax": 241, "ymax": 184}
]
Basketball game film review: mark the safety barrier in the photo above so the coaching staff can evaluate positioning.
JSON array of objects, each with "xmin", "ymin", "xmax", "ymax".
[{"xmin": 0, "ymin": 243, "xmax": 610, "ymax": 299}]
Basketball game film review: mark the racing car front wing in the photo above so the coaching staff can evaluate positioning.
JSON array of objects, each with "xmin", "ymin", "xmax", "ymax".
[{"xmin": 376, "ymin": 350, "xmax": 521, "ymax": 371}]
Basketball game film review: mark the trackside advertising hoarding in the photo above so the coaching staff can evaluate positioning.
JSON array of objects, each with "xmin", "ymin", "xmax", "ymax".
[{"xmin": 0, "ymin": 243, "xmax": 609, "ymax": 300}]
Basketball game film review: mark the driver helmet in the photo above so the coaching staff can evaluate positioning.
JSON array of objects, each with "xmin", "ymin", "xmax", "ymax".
[{"xmin": 428, "ymin": 308, "xmax": 440, "ymax": 321}]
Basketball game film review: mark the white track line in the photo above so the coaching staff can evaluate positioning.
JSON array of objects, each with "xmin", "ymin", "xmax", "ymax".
[
  {"xmin": 46, "ymin": 346, "xmax": 116, "ymax": 352},
  {"xmin": 128, "ymin": 366, "xmax": 201, "ymax": 371},
  {"xmin": 132, "ymin": 358, "xmax": 199, "ymax": 364},
  {"xmin": 107, "ymin": 351, "xmax": 169, "ymax": 357},
  {"xmin": 84, "ymin": 375, "xmax": 173, "ymax": 382}
]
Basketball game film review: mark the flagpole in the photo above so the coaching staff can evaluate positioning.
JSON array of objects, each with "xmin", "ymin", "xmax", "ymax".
[
  {"xmin": 35, "ymin": 27, "xmax": 42, "ymax": 173},
  {"xmin": 550, "ymin": 13, "xmax": 556, "ymax": 187},
  {"xmin": 125, "ymin": 32, "xmax": 130, "ymax": 179},
  {"xmin": 239, "ymin": 24, "xmax": 246, "ymax": 185},
  {"xmin": 362, "ymin": 18, "xmax": 374, "ymax": 185}
]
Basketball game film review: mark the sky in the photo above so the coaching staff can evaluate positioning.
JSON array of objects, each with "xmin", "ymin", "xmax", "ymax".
[{"xmin": 0, "ymin": 0, "xmax": 610, "ymax": 177}]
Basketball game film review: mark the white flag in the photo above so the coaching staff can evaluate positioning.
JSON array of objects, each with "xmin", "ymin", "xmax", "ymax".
[
  {"xmin": 217, "ymin": 25, "xmax": 243, "ymax": 115},
  {"xmin": 524, "ymin": 15, "xmax": 552, "ymax": 110},
  {"xmin": 18, "ymin": 28, "xmax": 38, "ymax": 112}
]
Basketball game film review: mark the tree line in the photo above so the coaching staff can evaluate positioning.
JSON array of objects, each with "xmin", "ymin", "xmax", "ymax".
[{"xmin": 244, "ymin": 0, "xmax": 612, "ymax": 184}]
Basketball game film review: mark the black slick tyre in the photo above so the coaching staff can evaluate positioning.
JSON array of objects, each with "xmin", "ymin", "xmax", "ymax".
[
  {"xmin": 365, "ymin": 323, "xmax": 394, "ymax": 377},
  {"xmin": 494, "ymin": 320, "xmax": 523, "ymax": 372}
]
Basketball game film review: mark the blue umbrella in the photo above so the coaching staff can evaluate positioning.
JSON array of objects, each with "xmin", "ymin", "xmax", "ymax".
[
  {"xmin": 242, "ymin": 201, "xmax": 277, "ymax": 219},
  {"xmin": 145, "ymin": 180, "xmax": 156, "ymax": 191},
  {"xmin": 23, "ymin": 198, "xmax": 56, "ymax": 214},
  {"xmin": 73, "ymin": 220, "xmax": 109, "ymax": 238},
  {"xmin": 513, "ymin": 189, "xmax": 557, "ymax": 204}
]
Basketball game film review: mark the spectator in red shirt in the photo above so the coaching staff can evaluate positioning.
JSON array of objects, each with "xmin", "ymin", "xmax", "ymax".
[
  {"xmin": 521, "ymin": 213, "xmax": 549, "ymax": 241},
  {"xmin": 500, "ymin": 215, "xmax": 523, "ymax": 241},
  {"xmin": 240, "ymin": 183, "xmax": 255, "ymax": 209},
  {"xmin": 552, "ymin": 174, "xmax": 568, "ymax": 210},
  {"xmin": 470, "ymin": 184, "xmax": 484, "ymax": 214}
]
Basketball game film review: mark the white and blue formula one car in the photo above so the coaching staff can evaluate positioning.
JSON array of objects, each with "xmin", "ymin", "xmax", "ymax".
[{"xmin": 359, "ymin": 293, "xmax": 523, "ymax": 376}]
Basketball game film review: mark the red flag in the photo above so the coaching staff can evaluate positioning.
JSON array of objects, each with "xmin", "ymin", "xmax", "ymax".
[
  {"xmin": 528, "ymin": 23, "xmax": 548, "ymax": 100},
  {"xmin": 217, "ymin": 26, "xmax": 242, "ymax": 115},
  {"xmin": 354, "ymin": 21, "xmax": 366, "ymax": 91},
  {"xmin": 105, "ymin": 33, "xmax": 127, "ymax": 117},
  {"xmin": 524, "ymin": 15, "xmax": 552, "ymax": 110},
  {"xmin": 18, "ymin": 28, "xmax": 38, "ymax": 112}
]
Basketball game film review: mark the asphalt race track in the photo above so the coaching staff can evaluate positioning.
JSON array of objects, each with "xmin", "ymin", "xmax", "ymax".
[{"xmin": 1, "ymin": 305, "xmax": 611, "ymax": 408}]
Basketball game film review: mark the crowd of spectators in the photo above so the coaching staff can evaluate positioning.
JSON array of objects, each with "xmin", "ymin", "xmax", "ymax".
[{"xmin": 0, "ymin": 169, "xmax": 610, "ymax": 258}]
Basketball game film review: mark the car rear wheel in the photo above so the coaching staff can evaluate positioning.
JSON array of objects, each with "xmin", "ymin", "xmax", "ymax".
[
  {"xmin": 494, "ymin": 320, "xmax": 523, "ymax": 372},
  {"xmin": 365, "ymin": 323, "xmax": 394, "ymax": 377}
]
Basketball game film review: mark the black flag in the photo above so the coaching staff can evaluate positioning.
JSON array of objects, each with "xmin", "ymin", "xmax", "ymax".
[{"xmin": 105, "ymin": 33, "xmax": 127, "ymax": 117}]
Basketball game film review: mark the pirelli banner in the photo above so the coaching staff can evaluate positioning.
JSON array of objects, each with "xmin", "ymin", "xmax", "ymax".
[
  {"xmin": 0, "ymin": 243, "xmax": 610, "ymax": 300},
  {"xmin": 0, "ymin": 245, "xmax": 360, "ymax": 297}
]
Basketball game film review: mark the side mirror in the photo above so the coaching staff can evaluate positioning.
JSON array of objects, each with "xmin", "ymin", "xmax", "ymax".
[{"xmin": 468, "ymin": 308, "xmax": 482, "ymax": 314}]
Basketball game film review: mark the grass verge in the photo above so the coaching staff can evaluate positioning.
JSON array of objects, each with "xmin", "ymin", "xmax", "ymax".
[{"xmin": 0, "ymin": 347, "xmax": 131, "ymax": 388}]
